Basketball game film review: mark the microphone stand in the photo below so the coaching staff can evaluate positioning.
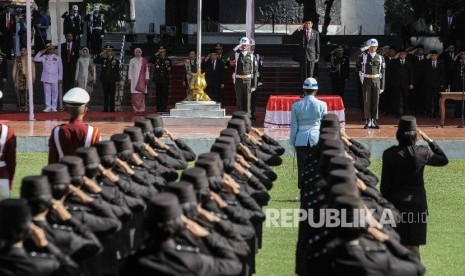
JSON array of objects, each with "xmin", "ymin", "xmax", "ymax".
[{"xmin": 459, "ymin": 65, "xmax": 465, "ymax": 128}]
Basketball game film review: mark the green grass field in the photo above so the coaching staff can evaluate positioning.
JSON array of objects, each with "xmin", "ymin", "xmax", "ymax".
[{"xmin": 11, "ymin": 154, "xmax": 465, "ymax": 275}]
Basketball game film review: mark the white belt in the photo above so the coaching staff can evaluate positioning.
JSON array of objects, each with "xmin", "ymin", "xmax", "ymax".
[
  {"xmin": 363, "ymin": 74, "xmax": 380, "ymax": 78},
  {"xmin": 299, "ymin": 124, "xmax": 319, "ymax": 129},
  {"xmin": 235, "ymin": 74, "xmax": 253, "ymax": 79},
  {"xmin": 0, "ymin": 161, "xmax": 6, "ymax": 167}
]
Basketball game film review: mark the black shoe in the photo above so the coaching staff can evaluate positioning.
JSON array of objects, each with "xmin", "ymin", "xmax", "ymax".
[
  {"xmin": 364, "ymin": 123, "xmax": 369, "ymax": 129},
  {"xmin": 372, "ymin": 122, "xmax": 380, "ymax": 129}
]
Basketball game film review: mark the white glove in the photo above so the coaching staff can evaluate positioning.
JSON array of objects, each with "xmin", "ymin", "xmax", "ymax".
[
  {"xmin": 380, "ymin": 90, "xmax": 384, "ymax": 94},
  {"xmin": 233, "ymin": 44, "xmax": 241, "ymax": 51}
]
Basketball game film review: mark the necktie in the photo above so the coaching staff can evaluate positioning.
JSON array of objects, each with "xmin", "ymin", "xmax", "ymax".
[
  {"xmin": 67, "ymin": 43, "xmax": 71, "ymax": 63},
  {"xmin": 306, "ymin": 30, "xmax": 310, "ymax": 41},
  {"xmin": 6, "ymin": 13, "xmax": 9, "ymax": 29},
  {"xmin": 451, "ymin": 52, "xmax": 454, "ymax": 59},
  {"xmin": 433, "ymin": 61, "xmax": 436, "ymax": 69},
  {"xmin": 213, "ymin": 60, "xmax": 216, "ymax": 71}
]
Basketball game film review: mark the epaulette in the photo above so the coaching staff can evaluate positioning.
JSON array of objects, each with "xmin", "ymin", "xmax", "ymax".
[
  {"xmin": 52, "ymin": 224, "xmax": 73, "ymax": 232},
  {"xmin": 30, "ymin": 251, "xmax": 55, "ymax": 259},
  {"xmin": 175, "ymin": 244, "xmax": 200, "ymax": 254}
]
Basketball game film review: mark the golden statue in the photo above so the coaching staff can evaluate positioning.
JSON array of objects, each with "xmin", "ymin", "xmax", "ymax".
[{"xmin": 184, "ymin": 70, "xmax": 211, "ymax": 101}]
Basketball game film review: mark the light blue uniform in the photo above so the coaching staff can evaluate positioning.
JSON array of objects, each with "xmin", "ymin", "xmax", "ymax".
[{"xmin": 289, "ymin": 95, "xmax": 327, "ymax": 147}]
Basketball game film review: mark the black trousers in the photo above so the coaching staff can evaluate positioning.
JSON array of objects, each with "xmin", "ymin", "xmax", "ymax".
[
  {"xmin": 102, "ymin": 81, "xmax": 116, "ymax": 112},
  {"xmin": 156, "ymin": 82, "xmax": 169, "ymax": 112},
  {"xmin": 206, "ymin": 85, "xmax": 221, "ymax": 103},
  {"xmin": 300, "ymin": 59, "xmax": 315, "ymax": 82},
  {"xmin": 1, "ymin": 32, "xmax": 13, "ymax": 58},
  {"xmin": 295, "ymin": 145, "xmax": 313, "ymax": 189},
  {"xmin": 90, "ymin": 30, "xmax": 103, "ymax": 55},
  {"xmin": 250, "ymin": 90, "xmax": 257, "ymax": 116},
  {"xmin": 331, "ymin": 77, "xmax": 346, "ymax": 99},
  {"xmin": 425, "ymin": 87, "xmax": 440, "ymax": 116},
  {"xmin": 391, "ymin": 86, "xmax": 410, "ymax": 116}
]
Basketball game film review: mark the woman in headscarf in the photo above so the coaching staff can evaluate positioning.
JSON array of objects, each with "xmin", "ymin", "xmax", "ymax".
[
  {"xmin": 12, "ymin": 46, "xmax": 35, "ymax": 111},
  {"xmin": 74, "ymin": 47, "xmax": 96, "ymax": 98},
  {"xmin": 128, "ymin": 48, "xmax": 150, "ymax": 113}
]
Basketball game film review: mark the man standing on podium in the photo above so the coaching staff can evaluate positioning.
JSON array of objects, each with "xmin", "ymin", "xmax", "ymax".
[{"xmin": 292, "ymin": 19, "xmax": 320, "ymax": 81}]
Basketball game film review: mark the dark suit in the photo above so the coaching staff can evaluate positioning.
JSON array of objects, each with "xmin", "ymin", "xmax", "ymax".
[
  {"xmin": 411, "ymin": 55, "xmax": 427, "ymax": 114},
  {"xmin": 440, "ymin": 16, "xmax": 457, "ymax": 46},
  {"xmin": 329, "ymin": 54, "xmax": 350, "ymax": 98},
  {"xmin": 202, "ymin": 58, "xmax": 224, "ymax": 103},
  {"xmin": 424, "ymin": 60, "xmax": 445, "ymax": 117},
  {"xmin": 390, "ymin": 59, "xmax": 413, "ymax": 115},
  {"xmin": 292, "ymin": 28, "xmax": 320, "ymax": 80},
  {"xmin": 438, "ymin": 50, "xmax": 456, "ymax": 88},
  {"xmin": 383, "ymin": 56, "xmax": 397, "ymax": 114},
  {"xmin": 452, "ymin": 59, "xmax": 465, "ymax": 116},
  {"xmin": 60, "ymin": 41, "xmax": 79, "ymax": 93},
  {"xmin": 0, "ymin": 12, "xmax": 15, "ymax": 58}
]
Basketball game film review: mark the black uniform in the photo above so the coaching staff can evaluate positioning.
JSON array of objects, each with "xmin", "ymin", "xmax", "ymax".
[
  {"xmin": 0, "ymin": 11, "xmax": 15, "ymax": 58},
  {"xmin": 438, "ymin": 50, "xmax": 456, "ymax": 88},
  {"xmin": 411, "ymin": 54, "xmax": 427, "ymax": 114},
  {"xmin": 149, "ymin": 55, "xmax": 172, "ymax": 112},
  {"xmin": 94, "ymin": 53, "xmax": 120, "ymax": 112},
  {"xmin": 329, "ymin": 53, "xmax": 350, "ymax": 99},
  {"xmin": 62, "ymin": 12, "xmax": 82, "ymax": 45},
  {"xmin": 381, "ymin": 140, "xmax": 448, "ymax": 245},
  {"xmin": 86, "ymin": 12, "xmax": 105, "ymax": 55}
]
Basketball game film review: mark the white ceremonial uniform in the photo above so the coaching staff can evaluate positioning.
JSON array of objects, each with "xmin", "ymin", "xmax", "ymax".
[{"xmin": 34, "ymin": 52, "xmax": 63, "ymax": 111}]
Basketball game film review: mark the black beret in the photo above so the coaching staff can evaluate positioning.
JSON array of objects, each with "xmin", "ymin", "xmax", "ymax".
[
  {"xmin": 111, "ymin": 133, "xmax": 134, "ymax": 153},
  {"xmin": 134, "ymin": 118, "xmax": 154, "ymax": 133},
  {"xmin": 215, "ymin": 136, "xmax": 237, "ymax": 150},
  {"xmin": 318, "ymin": 148, "xmax": 345, "ymax": 176},
  {"xmin": 95, "ymin": 141, "xmax": 118, "ymax": 156},
  {"xmin": 146, "ymin": 114, "xmax": 164, "ymax": 129},
  {"xmin": 180, "ymin": 167, "xmax": 209, "ymax": 190},
  {"xmin": 124, "ymin": 127, "xmax": 145, "ymax": 143},
  {"xmin": 328, "ymin": 156, "xmax": 354, "ymax": 172},
  {"xmin": 210, "ymin": 142, "xmax": 235, "ymax": 159},
  {"xmin": 75, "ymin": 147, "xmax": 101, "ymax": 165},
  {"xmin": 326, "ymin": 169, "xmax": 357, "ymax": 187},
  {"xmin": 166, "ymin": 181, "xmax": 197, "ymax": 204},
  {"xmin": 198, "ymin": 152, "xmax": 224, "ymax": 171},
  {"xmin": 146, "ymin": 193, "xmax": 182, "ymax": 223},
  {"xmin": 195, "ymin": 157, "xmax": 222, "ymax": 177},
  {"xmin": 60, "ymin": 156, "xmax": 86, "ymax": 177},
  {"xmin": 330, "ymin": 183, "xmax": 360, "ymax": 198},
  {"xmin": 231, "ymin": 111, "xmax": 251, "ymax": 131},
  {"xmin": 227, "ymin": 119, "xmax": 246, "ymax": 136},
  {"xmin": 321, "ymin": 139, "xmax": 344, "ymax": 152},
  {"xmin": 220, "ymin": 128, "xmax": 241, "ymax": 145},
  {"xmin": 0, "ymin": 199, "xmax": 31, "ymax": 238},
  {"xmin": 20, "ymin": 175, "xmax": 52, "ymax": 200},
  {"xmin": 398, "ymin": 115, "xmax": 417, "ymax": 132},
  {"xmin": 320, "ymin": 117, "xmax": 340, "ymax": 130},
  {"xmin": 42, "ymin": 164, "xmax": 71, "ymax": 185}
]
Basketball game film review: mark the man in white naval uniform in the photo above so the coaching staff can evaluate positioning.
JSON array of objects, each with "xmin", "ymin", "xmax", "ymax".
[{"xmin": 34, "ymin": 43, "xmax": 63, "ymax": 112}]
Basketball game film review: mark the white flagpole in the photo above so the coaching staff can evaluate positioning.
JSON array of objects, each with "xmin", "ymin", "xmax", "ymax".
[
  {"xmin": 196, "ymin": 0, "xmax": 202, "ymax": 73},
  {"xmin": 26, "ymin": 0, "xmax": 35, "ymax": 121},
  {"xmin": 56, "ymin": 0, "xmax": 63, "ymax": 109},
  {"xmin": 246, "ymin": 0, "xmax": 255, "ymax": 39}
]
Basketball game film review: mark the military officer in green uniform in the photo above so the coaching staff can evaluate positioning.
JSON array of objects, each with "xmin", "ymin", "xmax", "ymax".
[
  {"xmin": 149, "ymin": 46, "xmax": 172, "ymax": 113},
  {"xmin": 94, "ymin": 45, "xmax": 120, "ymax": 112},
  {"xmin": 234, "ymin": 37, "xmax": 256, "ymax": 115},
  {"xmin": 359, "ymin": 38, "xmax": 386, "ymax": 129}
]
